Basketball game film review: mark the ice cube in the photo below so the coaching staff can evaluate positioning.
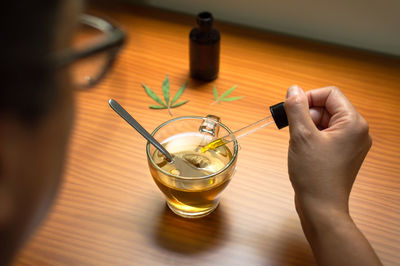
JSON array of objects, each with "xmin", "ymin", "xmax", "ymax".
[
  {"xmin": 183, "ymin": 153, "xmax": 211, "ymax": 169},
  {"xmin": 169, "ymin": 169, "xmax": 181, "ymax": 176},
  {"xmin": 155, "ymin": 153, "xmax": 168, "ymax": 168},
  {"xmin": 215, "ymin": 146, "xmax": 228, "ymax": 157}
]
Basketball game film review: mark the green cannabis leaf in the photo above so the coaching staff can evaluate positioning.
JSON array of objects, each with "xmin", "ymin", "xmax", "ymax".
[
  {"xmin": 142, "ymin": 75, "xmax": 188, "ymax": 116},
  {"xmin": 211, "ymin": 85, "xmax": 243, "ymax": 105}
]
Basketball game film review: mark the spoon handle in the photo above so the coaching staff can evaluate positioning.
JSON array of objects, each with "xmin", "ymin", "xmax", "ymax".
[{"xmin": 109, "ymin": 99, "xmax": 173, "ymax": 162}]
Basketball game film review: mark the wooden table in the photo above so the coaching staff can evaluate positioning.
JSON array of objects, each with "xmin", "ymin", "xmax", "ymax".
[{"xmin": 15, "ymin": 3, "xmax": 400, "ymax": 265}]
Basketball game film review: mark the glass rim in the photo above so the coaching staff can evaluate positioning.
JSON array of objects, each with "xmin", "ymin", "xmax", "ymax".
[{"xmin": 146, "ymin": 115, "xmax": 239, "ymax": 180}]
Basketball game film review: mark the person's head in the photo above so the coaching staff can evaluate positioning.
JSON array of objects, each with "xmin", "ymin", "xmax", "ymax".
[
  {"xmin": 0, "ymin": 0, "xmax": 124, "ymax": 263},
  {"xmin": 0, "ymin": 1, "xmax": 81, "ymax": 263}
]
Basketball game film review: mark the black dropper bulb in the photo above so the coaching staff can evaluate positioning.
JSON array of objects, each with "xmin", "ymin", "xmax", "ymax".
[{"xmin": 270, "ymin": 102, "xmax": 289, "ymax": 129}]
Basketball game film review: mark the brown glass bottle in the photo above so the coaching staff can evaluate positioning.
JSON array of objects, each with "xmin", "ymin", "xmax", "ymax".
[{"xmin": 189, "ymin": 12, "xmax": 220, "ymax": 81}]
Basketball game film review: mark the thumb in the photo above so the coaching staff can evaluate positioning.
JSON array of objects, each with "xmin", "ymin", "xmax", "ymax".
[{"xmin": 284, "ymin": 85, "xmax": 317, "ymax": 136}]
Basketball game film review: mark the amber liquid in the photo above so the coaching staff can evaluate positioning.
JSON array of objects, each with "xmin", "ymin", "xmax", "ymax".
[{"xmin": 151, "ymin": 132, "xmax": 234, "ymax": 217}]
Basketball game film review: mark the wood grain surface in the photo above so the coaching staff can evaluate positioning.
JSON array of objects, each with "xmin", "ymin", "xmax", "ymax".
[{"xmin": 14, "ymin": 3, "xmax": 400, "ymax": 265}]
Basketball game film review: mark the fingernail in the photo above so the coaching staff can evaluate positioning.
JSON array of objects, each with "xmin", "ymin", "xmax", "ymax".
[{"xmin": 286, "ymin": 85, "xmax": 301, "ymax": 98}]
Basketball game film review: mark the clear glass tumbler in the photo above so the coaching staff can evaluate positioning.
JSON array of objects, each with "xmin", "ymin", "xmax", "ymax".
[{"xmin": 146, "ymin": 116, "xmax": 238, "ymax": 218}]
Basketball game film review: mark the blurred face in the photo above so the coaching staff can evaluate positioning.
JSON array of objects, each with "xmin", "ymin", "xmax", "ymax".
[{"xmin": 0, "ymin": 0, "xmax": 82, "ymax": 262}]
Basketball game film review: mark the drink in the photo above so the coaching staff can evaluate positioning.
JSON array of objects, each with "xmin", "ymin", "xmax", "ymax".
[
  {"xmin": 153, "ymin": 132, "xmax": 232, "ymax": 176},
  {"xmin": 146, "ymin": 116, "xmax": 238, "ymax": 218},
  {"xmin": 150, "ymin": 132, "xmax": 234, "ymax": 217}
]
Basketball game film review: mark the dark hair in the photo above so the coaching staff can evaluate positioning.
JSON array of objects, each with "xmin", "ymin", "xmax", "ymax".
[{"xmin": 0, "ymin": 1, "xmax": 63, "ymax": 124}]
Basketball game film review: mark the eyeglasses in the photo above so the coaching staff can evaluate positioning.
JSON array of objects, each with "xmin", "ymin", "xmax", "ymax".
[{"xmin": 56, "ymin": 14, "xmax": 126, "ymax": 89}]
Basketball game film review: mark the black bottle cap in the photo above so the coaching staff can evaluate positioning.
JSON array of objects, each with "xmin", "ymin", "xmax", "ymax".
[
  {"xmin": 269, "ymin": 102, "xmax": 288, "ymax": 129},
  {"xmin": 197, "ymin": 12, "xmax": 213, "ymax": 30}
]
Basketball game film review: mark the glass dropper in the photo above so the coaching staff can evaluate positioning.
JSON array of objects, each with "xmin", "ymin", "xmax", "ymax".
[{"xmin": 201, "ymin": 102, "xmax": 288, "ymax": 152}]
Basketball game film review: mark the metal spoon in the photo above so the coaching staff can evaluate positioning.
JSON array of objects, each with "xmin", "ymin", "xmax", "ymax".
[
  {"xmin": 109, "ymin": 99, "xmax": 205, "ymax": 177},
  {"xmin": 109, "ymin": 99, "xmax": 173, "ymax": 161}
]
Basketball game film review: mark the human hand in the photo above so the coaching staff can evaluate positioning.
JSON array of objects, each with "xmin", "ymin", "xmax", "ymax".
[{"xmin": 284, "ymin": 85, "xmax": 372, "ymax": 217}]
